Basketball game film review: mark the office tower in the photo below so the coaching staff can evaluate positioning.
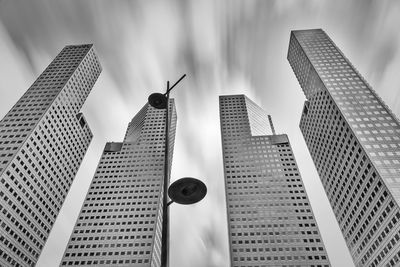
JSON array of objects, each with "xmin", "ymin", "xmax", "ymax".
[
  {"xmin": 288, "ymin": 29, "xmax": 400, "ymax": 267},
  {"xmin": 61, "ymin": 100, "xmax": 176, "ymax": 267},
  {"xmin": 220, "ymin": 94, "xmax": 330, "ymax": 267},
  {"xmin": 0, "ymin": 44, "xmax": 101, "ymax": 266}
]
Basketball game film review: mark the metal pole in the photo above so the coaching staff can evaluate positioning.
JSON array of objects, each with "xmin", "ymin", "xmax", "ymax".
[
  {"xmin": 161, "ymin": 81, "xmax": 170, "ymax": 267},
  {"xmin": 160, "ymin": 74, "xmax": 185, "ymax": 267}
]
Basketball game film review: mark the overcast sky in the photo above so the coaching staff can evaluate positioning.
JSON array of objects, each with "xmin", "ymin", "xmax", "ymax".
[{"xmin": 1, "ymin": 1, "xmax": 400, "ymax": 266}]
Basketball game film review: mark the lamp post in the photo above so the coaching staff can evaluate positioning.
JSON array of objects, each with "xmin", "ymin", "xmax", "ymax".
[{"xmin": 148, "ymin": 74, "xmax": 207, "ymax": 267}]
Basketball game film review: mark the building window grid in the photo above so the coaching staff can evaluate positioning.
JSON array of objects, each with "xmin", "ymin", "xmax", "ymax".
[
  {"xmin": 0, "ymin": 45, "xmax": 100, "ymax": 266},
  {"xmin": 290, "ymin": 29, "xmax": 400, "ymax": 266},
  {"xmin": 61, "ymin": 102, "xmax": 176, "ymax": 267},
  {"xmin": 220, "ymin": 95, "xmax": 330, "ymax": 266}
]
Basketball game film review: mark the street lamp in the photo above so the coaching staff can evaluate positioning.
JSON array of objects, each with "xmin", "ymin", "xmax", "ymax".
[
  {"xmin": 148, "ymin": 74, "xmax": 207, "ymax": 267},
  {"xmin": 168, "ymin": 177, "xmax": 207, "ymax": 205}
]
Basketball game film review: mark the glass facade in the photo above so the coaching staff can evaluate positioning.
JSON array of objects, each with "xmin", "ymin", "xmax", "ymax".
[
  {"xmin": 0, "ymin": 44, "xmax": 101, "ymax": 266},
  {"xmin": 288, "ymin": 29, "xmax": 400, "ymax": 266},
  {"xmin": 220, "ymin": 94, "xmax": 330, "ymax": 267},
  {"xmin": 61, "ymin": 100, "xmax": 176, "ymax": 267}
]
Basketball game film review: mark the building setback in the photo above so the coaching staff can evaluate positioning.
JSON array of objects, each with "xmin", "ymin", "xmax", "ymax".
[
  {"xmin": 0, "ymin": 44, "xmax": 101, "ymax": 266},
  {"xmin": 220, "ymin": 94, "xmax": 330, "ymax": 267},
  {"xmin": 61, "ymin": 100, "xmax": 176, "ymax": 267},
  {"xmin": 288, "ymin": 29, "xmax": 400, "ymax": 266}
]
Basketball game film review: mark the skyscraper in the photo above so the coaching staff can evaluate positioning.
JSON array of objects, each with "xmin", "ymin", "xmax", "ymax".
[
  {"xmin": 288, "ymin": 29, "xmax": 400, "ymax": 266},
  {"xmin": 0, "ymin": 44, "xmax": 101, "ymax": 266},
  {"xmin": 220, "ymin": 94, "xmax": 330, "ymax": 267},
  {"xmin": 61, "ymin": 100, "xmax": 176, "ymax": 267}
]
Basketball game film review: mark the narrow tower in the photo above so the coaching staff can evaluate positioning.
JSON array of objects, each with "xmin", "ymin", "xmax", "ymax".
[
  {"xmin": 288, "ymin": 29, "xmax": 400, "ymax": 266},
  {"xmin": 61, "ymin": 100, "xmax": 177, "ymax": 267},
  {"xmin": 0, "ymin": 44, "xmax": 101, "ymax": 266},
  {"xmin": 220, "ymin": 94, "xmax": 330, "ymax": 267}
]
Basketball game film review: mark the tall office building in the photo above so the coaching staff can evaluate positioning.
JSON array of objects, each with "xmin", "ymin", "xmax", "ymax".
[
  {"xmin": 0, "ymin": 44, "xmax": 101, "ymax": 266},
  {"xmin": 220, "ymin": 94, "xmax": 330, "ymax": 267},
  {"xmin": 288, "ymin": 29, "xmax": 400, "ymax": 266},
  {"xmin": 61, "ymin": 100, "xmax": 177, "ymax": 267}
]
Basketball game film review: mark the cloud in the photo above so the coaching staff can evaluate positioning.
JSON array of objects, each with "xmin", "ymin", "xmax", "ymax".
[
  {"xmin": 1, "ymin": 1, "xmax": 400, "ymax": 267},
  {"xmin": 0, "ymin": 22, "xmax": 34, "ymax": 113},
  {"xmin": 0, "ymin": 1, "xmax": 233, "ymax": 266},
  {"xmin": 369, "ymin": 38, "xmax": 398, "ymax": 84}
]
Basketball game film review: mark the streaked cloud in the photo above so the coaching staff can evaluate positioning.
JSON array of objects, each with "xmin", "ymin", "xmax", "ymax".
[{"xmin": 1, "ymin": 1, "xmax": 400, "ymax": 267}]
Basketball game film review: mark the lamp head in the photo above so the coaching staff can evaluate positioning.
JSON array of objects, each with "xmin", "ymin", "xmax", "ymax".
[
  {"xmin": 168, "ymin": 177, "xmax": 207, "ymax": 205},
  {"xmin": 148, "ymin": 93, "xmax": 167, "ymax": 109}
]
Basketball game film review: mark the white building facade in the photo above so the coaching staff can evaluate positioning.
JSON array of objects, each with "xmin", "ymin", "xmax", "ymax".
[
  {"xmin": 220, "ymin": 94, "xmax": 330, "ymax": 267},
  {"xmin": 61, "ymin": 100, "xmax": 176, "ymax": 267},
  {"xmin": 0, "ymin": 44, "xmax": 101, "ymax": 266},
  {"xmin": 288, "ymin": 29, "xmax": 400, "ymax": 266}
]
